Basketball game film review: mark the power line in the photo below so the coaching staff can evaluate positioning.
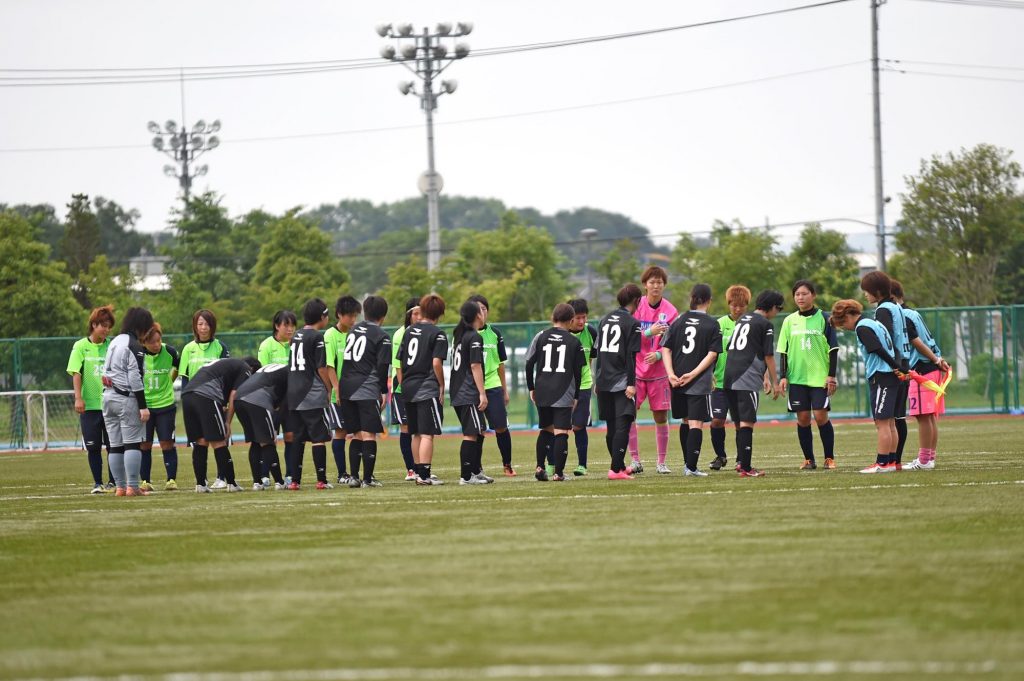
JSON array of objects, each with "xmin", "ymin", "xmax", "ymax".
[
  {"xmin": 905, "ymin": 0, "xmax": 1024, "ymax": 8},
  {"xmin": 885, "ymin": 58, "xmax": 1024, "ymax": 72},
  {"xmin": 0, "ymin": 61, "xmax": 866, "ymax": 154},
  {"xmin": 883, "ymin": 66, "xmax": 1024, "ymax": 83}
]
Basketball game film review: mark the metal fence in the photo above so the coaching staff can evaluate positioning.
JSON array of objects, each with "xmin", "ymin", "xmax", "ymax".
[{"xmin": 1, "ymin": 306, "xmax": 1021, "ymax": 449}]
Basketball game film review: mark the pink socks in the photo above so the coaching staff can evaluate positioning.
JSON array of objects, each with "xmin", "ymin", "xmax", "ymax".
[
  {"xmin": 628, "ymin": 423, "xmax": 640, "ymax": 462},
  {"xmin": 918, "ymin": 448, "xmax": 936, "ymax": 463},
  {"xmin": 656, "ymin": 424, "xmax": 669, "ymax": 465}
]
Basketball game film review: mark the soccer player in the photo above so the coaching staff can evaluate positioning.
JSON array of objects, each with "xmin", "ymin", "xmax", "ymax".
[
  {"xmin": 661, "ymin": 284, "xmax": 722, "ymax": 477},
  {"xmin": 526, "ymin": 303, "xmax": 586, "ymax": 481},
  {"xmin": 254, "ymin": 310, "xmax": 296, "ymax": 488},
  {"xmin": 178, "ymin": 309, "xmax": 231, "ymax": 488},
  {"xmin": 67, "ymin": 305, "xmax": 115, "ymax": 494},
  {"xmin": 567, "ymin": 298, "xmax": 598, "ymax": 476},
  {"xmin": 829, "ymin": 299, "xmax": 901, "ymax": 474},
  {"xmin": 181, "ymin": 356, "xmax": 259, "ymax": 492},
  {"xmin": 777, "ymin": 280, "xmax": 839, "ymax": 470},
  {"xmin": 468, "ymin": 294, "xmax": 515, "ymax": 477},
  {"xmin": 594, "ymin": 284, "xmax": 643, "ymax": 479},
  {"xmin": 890, "ymin": 280, "xmax": 951, "ymax": 470},
  {"xmin": 287, "ymin": 298, "xmax": 335, "ymax": 490},
  {"xmin": 234, "ymin": 363, "xmax": 289, "ymax": 490},
  {"xmin": 100, "ymin": 307, "xmax": 154, "ymax": 497},
  {"xmin": 398, "ymin": 294, "xmax": 448, "ymax": 486},
  {"xmin": 324, "ymin": 296, "xmax": 360, "ymax": 484},
  {"xmin": 629, "ymin": 266, "xmax": 679, "ymax": 474},
  {"xmin": 391, "ymin": 298, "xmax": 422, "ymax": 480},
  {"xmin": 723, "ymin": 290, "xmax": 784, "ymax": 477},
  {"xmin": 861, "ymin": 271, "xmax": 911, "ymax": 468},
  {"xmin": 708, "ymin": 285, "xmax": 750, "ymax": 471},
  {"xmin": 339, "ymin": 296, "xmax": 392, "ymax": 489},
  {"xmin": 450, "ymin": 300, "xmax": 491, "ymax": 485},
  {"xmin": 140, "ymin": 324, "xmax": 180, "ymax": 491}
]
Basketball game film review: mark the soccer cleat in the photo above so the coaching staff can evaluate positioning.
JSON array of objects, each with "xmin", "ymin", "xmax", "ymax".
[
  {"xmin": 210, "ymin": 478, "xmax": 228, "ymax": 490},
  {"xmin": 318, "ymin": 481, "xmax": 335, "ymax": 490},
  {"xmin": 287, "ymin": 482, "xmax": 301, "ymax": 490},
  {"xmin": 273, "ymin": 482, "xmax": 286, "ymax": 490},
  {"xmin": 656, "ymin": 463, "xmax": 672, "ymax": 474},
  {"xmin": 684, "ymin": 468, "xmax": 709, "ymax": 477},
  {"xmin": 105, "ymin": 481, "xmax": 117, "ymax": 491},
  {"xmin": 918, "ymin": 459, "xmax": 935, "ymax": 470},
  {"xmin": 503, "ymin": 465, "xmax": 517, "ymax": 477},
  {"xmin": 252, "ymin": 482, "xmax": 265, "ymax": 491},
  {"xmin": 405, "ymin": 470, "xmax": 418, "ymax": 481},
  {"xmin": 552, "ymin": 473, "xmax": 569, "ymax": 482},
  {"xmin": 362, "ymin": 479, "xmax": 383, "ymax": 488},
  {"xmin": 894, "ymin": 463, "xmax": 903, "ymax": 472},
  {"xmin": 338, "ymin": 475, "xmax": 352, "ymax": 485},
  {"xmin": 195, "ymin": 484, "xmax": 211, "ymax": 493},
  {"xmin": 471, "ymin": 473, "xmax": 494, "ymax": 484},
  {"xmin": 903, "ymin": 458, "xmax": 924, "ymax": 471},
  {"xmin": 430, "ymin": 474, "xmax": 440, "ymax": 481},
  {"xmin": 823, "ymin": 458, "xmax": 836, "ymax": 470},
  {"xmin": 139, "ymin": 480, "xmax": 155, "ymax": 492},
  {"xmin": 415, "ymin": 476, "xmax": 444, "ymax": 486},
  {"xmin": 535, "ymin": 467, "xmax": 549, "ymax": 482},
  {"xmin": 459, "ymin": 476, "xmax": 487, "ymax": 485},
  {"xmin": 125, "ymin": 486, "xmax": 149, "ymax": 497},
  {"xmin": 90, "ymin": 484, "xmax": 105, "ymax": 495},
  {"xmin": 859, "ymin": 463, "xmax": 893, "ymax": 474},
  {"xmin": 883, "ymin": 462, "xmax": 899, "ymax": 472},
  {"xmin": 573, "ymin": 465, "xmax": 588, "ymax": 476},
  {"xmin": 261, "ymin": 477, "xmax": 272, "ymax": 488},
  {"xmin": 738, "ymin": 468, "xmax": 764, "ymax": 477},
  {"xmin": 545, "ymin": 463, "xmax": 555, "ymax": 477},
  {"xmin": 114, "ymin": 487, "xmax": 126, "ymax": 497},
  {"xmin": 348, "ymin": 477, "xmax": 362, "ymax": 489},
  {"xmin": 799, "ymin": 460, "xmax": 817, "ymax": 470},
  {"xmin": 628, "ymin": 460, "xmax": 644, "ymax": 475},
  {"xmin": 607, "ymin": 469, "xmax": 634, "ymax": 480},
  {"xmin": 708, "ymin": 456, "xmax": 727, "ymax": 471},
  {"xmin": 164, "ymin": 479, "xmax": 178, "ymax": 491},
  {"xmin": 227, "ymin": 483, "xmax": 244, "ymax": 492}
]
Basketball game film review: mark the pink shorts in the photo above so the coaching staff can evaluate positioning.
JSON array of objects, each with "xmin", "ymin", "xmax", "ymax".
[
  {"xmin": 908, "ymin": 370, "xmax": 946, "ymax": 416},
  {"xmin": 635, "ymin": 377, "xmax": 671, "ymax": 412}
]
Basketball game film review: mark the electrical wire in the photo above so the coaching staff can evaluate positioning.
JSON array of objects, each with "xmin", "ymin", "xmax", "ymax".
[{"xmin": 904, "ymin": 0, "xmax": 1024, "ymax": 9}]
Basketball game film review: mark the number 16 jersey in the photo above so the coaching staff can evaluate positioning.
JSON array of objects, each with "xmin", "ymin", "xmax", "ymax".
[{"xmin": 723, "ymin": 313, "xmax": 774, "ymax": 392}]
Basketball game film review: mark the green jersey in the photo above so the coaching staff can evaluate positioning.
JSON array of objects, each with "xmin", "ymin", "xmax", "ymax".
[
  {"xmin": 324, "ymin": 326, "xmax": 348, "ymax": 402},
  {"xmin": 777, "ymin": 309, "xmax": 837, "ymax": 388},
  {"xmin": 258, "ymin": 336, "xmax": 290, "ymax": 367},
  {"xmin": 391, "ymin": 326, "xmax": 406, "ymax": 394},
  {"xmin": 572, "ymin": 324, "xmax": 598, "ymax": 390},
  {"xmin": 144, "ymin": 343, "xmax": 180, "ymax": 410},
  {"xmin": 66, "ymin": 337, "xmax": 110, "ymax": 411},
  {"xmin": 479, "ymin": 324, "xmax": 507, "ymax": 391},
  {"xmin": 179, "ymin": 338, "xmax": 229, "ymax": 381},
  {"xmin": 713, "ymin": 315, "xmax": 737, "ymax": 389}
]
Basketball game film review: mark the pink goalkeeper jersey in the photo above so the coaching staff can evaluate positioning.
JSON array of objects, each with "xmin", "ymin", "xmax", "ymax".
[{"xmin": 634, "ymin": 296, "xmax": 679, "ymax": 381}]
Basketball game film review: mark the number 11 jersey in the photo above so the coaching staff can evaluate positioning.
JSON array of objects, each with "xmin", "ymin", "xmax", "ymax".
[{"xmin": 525, "ymin": 327, "xmax": 585, "ymax": 407}]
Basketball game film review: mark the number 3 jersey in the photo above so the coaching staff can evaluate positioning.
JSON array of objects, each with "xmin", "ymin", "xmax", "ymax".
[
  {"xmin": 288, "ymin": 327, "xmax": 328, "ymax": 410},
  {"xmin": 525, "ymin": 327, "xmax": 586, "ymax": 407},
  {"xmin": 663, "ymin": 310, "xmax": 723, "ymax": 395},
  {"xmin": 399, "ymin": 322, "xmax": 449, "ymax": 402},
  {"xmin": 339, "ymin": 321, "xmax": 392, "ymax": 401},
  {"xmin": 723, "ymin": 312, "xmax": 775, "ymax": 391}
]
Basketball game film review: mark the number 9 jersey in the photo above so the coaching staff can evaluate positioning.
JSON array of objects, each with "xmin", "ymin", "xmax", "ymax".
[
  {"xmin": 723, "ymin": 313, "xmax": 775, "ymax": 391},
  {"xmin": 399, "ymin": 322, "xmax": 449, "ymax": 402}
]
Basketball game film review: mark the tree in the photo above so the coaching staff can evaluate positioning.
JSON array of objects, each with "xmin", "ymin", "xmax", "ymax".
[
  {"xmin": 60, "ymin": 194, "xmax": 100, "ymax": 279},
  {"xmin": 785, "ymin": 223, "xmax": 860, "ymax": 310},
  {"xmin": 93, "ymin": 197, "xmax": 153, "ymax": 262},
  {"xmin": 75, "ymin": 255, "xmax": 138, "ymax": 313},
  {"xmin": 0, "ymin": 203, "xmax": 63, "ymax": 254},
  {"xmin": 666, "ymin": 232, "xmax": 701, "ymax": 304},
  {"xmin": 594, "ymin": 238, "xmax": 643, "ymax": 302},
  {"xmin": 0, "ymin": 211, "xmax": 82, "ymax": 338},
  {"xmin": 379, "ymin": 257, "xmax": 436, "ymax": 325},
  {"xmin": 892, "ymin": 144, "xmax": 1024, "ymax": 307},
  {"xmin": 691, "ymin": 221, "xmax": 784, "ymax": 314}
]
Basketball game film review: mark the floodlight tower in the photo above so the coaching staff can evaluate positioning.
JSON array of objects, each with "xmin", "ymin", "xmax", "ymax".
[
  {"xmin": 378, "ymin": 21, "xmax": 472, "ymax": 271},
  {"xmin": 147, "ymin": 119, "xmax": 220, "ymax": 208}
]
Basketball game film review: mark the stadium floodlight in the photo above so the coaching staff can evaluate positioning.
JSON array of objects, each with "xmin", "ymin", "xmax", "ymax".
[
  {"xmin": 441, "ymin": 80, "xmax": 457, "ymax": 94},
  {"xmin": 380, "ymin": 44, "xmax": 396, "ymax": 60},
  {"xmin": 210, "ymin": 119, "xmax": 221, "ymax": 132},
  {"xmin": 165, "ymin": 120, "xmax": 177, "ymax": 133},
  {"xmin": 454, "ymin": 43, "xmax": 470, "ymax": 59},
  {"xmin": 433, "ymin": 44, "xmax": 447, "ymax": 60},
  {"xmin": 148, "ymin": 115, "xmax": 221, "ymax": 208},
  {"xmin": 169, "ymin": 135, "xmax": 181, "ymax": 150},
  {"xmin": 401, "ymin": 43, "xmax": 418, "ymax": 60},
  {"xmin": 206, "ymin": 136, "xmax": 220, "ymax": 149},
  {"xmin": 397, "ymin": 22, "xmax": 414, "ymax": 36},
  {"xmin": 190, "ymin": 134, "xmax": 203, "ymax": 149},
  {"xmin": 436, "ymin": 22, "xmax": 452, "ymax": 36},
  {"xmin": 152, "ymin": 137, "xmax": 164, "ymax": 151},
  {"xmin": 163, "ymin": 165, "xmax": 176, "ymax": 176},
  {"xmin": 192, "ymin": 120, "xmax": 206, "ymax": 133},
  {"xmin": 375, "ymin": 23, "xmax": 392, "ymax": 37},
  {"xmin": 457, "ymin": 21, "xmax": 473, "ymax": 36},
  {"xmin": 147, "ymin": 121, "xmax": 161, "ymax": 134},
  {"xmin": 398, "ymin": 81, "xmax": 415, "ymax": 95},
  {"xmin": 196, "ymin": 165, "xmax": 208, "ymax": 177}
]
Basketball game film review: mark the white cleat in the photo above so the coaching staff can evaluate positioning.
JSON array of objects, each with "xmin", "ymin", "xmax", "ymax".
[
  {"xmin": 918, "ymin": 459, "xmax": 935, "ymax": 470},
  {"xmin": 195, "ymin": 484, "xmax": 211, "ymax": 493},
  {"xmin": 903, "ymin": 459, "xmax": 924, "ymax": 471},
  {"xmin": 459, "ymin": 476, "xmax": 488, "ymax": 485},
  {"xmin": 227, "ymin": 483, "xmax": 244, "ymax": 492},
  {"xmin": 210, "ymin": 478, "xmax": 228, "ymax": 490},
  {"xmin": 404, "ymin": 470, "xmax": 417, "ymax": 481},
  {"xmin": 472, "ymin": 472, "xmax": 494, "ymax": 484},
  {"xmin": 252, "ymin": 482, "xmax": 265, "ymax": 491},
  {"xmin": 273, "ymin": 482, "xmax": 286, "ymax": 490},
  {"xmin": 261, "ymin": 477, "xmax": 272, "ymax": 488},
  {"xmin": 656, "ymin": 463, "xmax": 672, "ymax": 474},
  {"xmin": 684, "ymin": 468, "xmax": 708, "ymax": 477}
]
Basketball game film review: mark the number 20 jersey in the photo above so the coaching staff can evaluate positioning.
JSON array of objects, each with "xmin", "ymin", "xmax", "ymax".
[
  {"xmin": 723, "ymin": 313, "xmax": 774, "ymax": 392},
  {"xmin": 339, "ymin": 321, "xmax": 392, "ymax": 401},
  {"xmin": 663, "ymin": 310, "xmax": 723, "ymax": 395}
]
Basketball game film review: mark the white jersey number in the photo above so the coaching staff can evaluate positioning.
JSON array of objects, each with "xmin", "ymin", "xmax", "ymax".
[
  {"xmin": 600, "ymin": 324, "xmax": 621, "ymax": 354},
  {"xmin": 541, "ymin": 343, "xmax": 567, "ymax": 373},
  {"xmin": 728, "ymin": 323, "xmax": 751, "ymax": 351},
  {"xmin": 289, "ymin": 343, "xmax": 306, "ymax": 372},
  {"xmin": 344, "ymin": 333, "xmax": 367, "ymax": 363},
  {"xmin": 452, "ymin": 344, "xmax": 463, "ymax": 372},
  {"xmin": 406, "ymin": 337, "xmax": 420, "ymax": 366},
  {"xmin": 680, "ymin": 326, "xmax": 697, "ymax": 355}
]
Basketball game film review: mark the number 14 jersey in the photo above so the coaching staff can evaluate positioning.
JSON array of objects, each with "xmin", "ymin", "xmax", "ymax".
[{"xmin": 288, "ymin": 327, "xmax": 328, "ymax": 410}]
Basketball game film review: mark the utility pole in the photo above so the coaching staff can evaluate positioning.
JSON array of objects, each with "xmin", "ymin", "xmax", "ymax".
[
  {"xmin": 871, "ymin": 0, "xmax": 887, "ymax": 271},
  {"xmin": 378, "ymin": 21, "xmax": 472, "ymax": 271}
]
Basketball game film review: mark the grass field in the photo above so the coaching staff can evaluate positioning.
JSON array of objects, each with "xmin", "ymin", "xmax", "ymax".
[{"xmin": 1, "ymin": 416, "xmax": 1022, "ymax": 681}]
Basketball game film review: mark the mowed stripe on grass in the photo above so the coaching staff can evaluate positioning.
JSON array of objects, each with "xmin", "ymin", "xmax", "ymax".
[{"xmin": 0, "ymin": 416, "xmax": 1022, "ymax": 680}]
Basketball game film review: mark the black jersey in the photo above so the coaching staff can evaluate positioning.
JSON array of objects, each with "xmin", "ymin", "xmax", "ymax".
[
  {"xmin": 593, "ymin": 307, "xmax": 642, "ymax": 393},
  {"xmin": 236, "ymin": 363, "xmax": 289, "ymax": 410},
  {"xmin": 723, "ymin": 312, "xmax": 775, "ymax": 391},
  {"xmin": 450, "ymin": 328, "xmax": 485, "ymax": 407},
  {"xmin": 288, "ymin": 327, "xmax": 328, "ymax": 410},
  {"xmin": 339, "ymin": 322, "xmax": 392, "ymax": 401},
  {"xmin": 181, "ymin": 358, "xmax": 254, "ymax": 405},
  {"xmin": 399, "ymin": 322, "xmax": 449, "ymax": 402},
  {"xmin": 664, "ymin": 310, "xmax": 723, "ymax": 395},
  {"xmin": 525, "ymin": 327, "xmax": 585, "ymax": 408}
]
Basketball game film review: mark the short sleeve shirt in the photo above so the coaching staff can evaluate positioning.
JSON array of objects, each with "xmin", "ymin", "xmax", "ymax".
[{"xmin": 66, "ymin": 337, "xmax": 110, "ymax": 411}]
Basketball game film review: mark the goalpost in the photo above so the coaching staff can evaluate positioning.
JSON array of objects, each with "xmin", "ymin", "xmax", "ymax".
[{"xmin": 0, "ymin": 391, "xmax": 80, "ymax": 451}]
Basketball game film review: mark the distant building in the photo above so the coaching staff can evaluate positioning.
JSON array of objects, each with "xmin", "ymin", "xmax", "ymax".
[{"xmin": 129, "ymin": 252, "xmax": 170, "ymax": 292}]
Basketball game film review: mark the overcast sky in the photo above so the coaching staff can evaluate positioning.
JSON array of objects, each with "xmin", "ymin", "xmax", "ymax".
[{"xmin": 2, "ymin": 0, "xmax": 1022, "ymax": 257}]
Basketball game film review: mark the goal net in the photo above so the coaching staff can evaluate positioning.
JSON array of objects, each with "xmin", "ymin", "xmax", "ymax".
[{"xmin": 0, "ymin": 391, "xmax": 81, "ymax": 451}]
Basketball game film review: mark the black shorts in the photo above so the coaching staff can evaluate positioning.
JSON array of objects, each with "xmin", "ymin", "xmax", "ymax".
[
  {"xmin": 182, "ymin": 394, "xmax": 228, "ymax": 444},
  {"xmin": 869, "ymin": 372, "xmax": 900, "ymax": 420},
  {"xmin": 787, "ymin": 384, "xmax": 831, "ymax": 413},
  {"xmin": 455, "ymin": 404, "xmax": 486, "ymax": 436},
  {"xmin": 894, "ymin": 380, "xmax": 909, "ymax": 419},
  {"xmin": 340, "ymin": 399, "xmax": 385, "ymax": 435},
  {"xmin": 597, "ymin": 390, "xmax": 637, "ymax": 423},
  {"xmin": 407, "ymin": 397, "xmax": 443, "ymax": 436},
  {"xmin": 725, "ymin": 389, "xmax": 760, "ymax": 424},
  {"xmin": 710, "ymin": 389, "xmax": 729, "ymax": 422},
  {"xmin": 671, "ymin": 390, "xmax": 712, "ymax": 422},
  {"xmin": 538, "ymin": 405, "xmax": 573, "ymax": 430},
  {"xmin": 144, "ymin": 405, "xmax": 177, "ymax": 444},
  {"xmin": 290, "ymin": 408, "xmax": 333, "ymax": 444},
  {"xmin": 390, "ymin": 391, "xmax": 408, "ymax": 426},
  {"xmin": 327, "ymin": 403, "xmax": 345, "ymax": 432},
  {"xmin": 235, "ymin": 401, "xmax": 277, "ymax": 445},
  {"xmin": 571, "ymin": 388, "xmax": 592, "ymax": 428},
  {"xmin": 482, "ymin": 387, "xmax": 509, "ymax": 431},
  {"xmin": 80, "ymin": 410, "xmax": 109, "ymax": 450}
]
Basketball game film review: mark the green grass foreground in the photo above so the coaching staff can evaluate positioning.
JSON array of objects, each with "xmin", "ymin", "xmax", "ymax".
[{"xmin": 1, "ymin": 417, "xmax": 1022, "ymax": 681}]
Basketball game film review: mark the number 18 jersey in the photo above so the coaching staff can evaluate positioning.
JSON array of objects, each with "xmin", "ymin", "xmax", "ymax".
[{"xmin": 723, "ymin": 312, "xmax": 775, "ymax": 392}]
